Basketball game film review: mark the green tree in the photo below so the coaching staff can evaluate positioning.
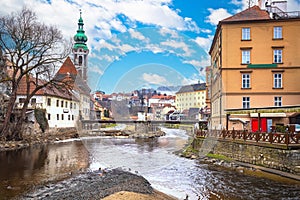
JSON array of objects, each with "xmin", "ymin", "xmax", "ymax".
[{"xmin": 0, "ymin": 7, "xmax": 70, "ymax": 140}]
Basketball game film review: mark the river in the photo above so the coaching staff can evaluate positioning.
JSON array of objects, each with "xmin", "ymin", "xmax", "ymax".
[{"xmin": 0, "ymin": 128, "xmax": 300, "ymax": 199}]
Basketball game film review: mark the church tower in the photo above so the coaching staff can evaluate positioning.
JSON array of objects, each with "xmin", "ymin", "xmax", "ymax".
[{"xmin": 73, "ymin": 10, "xmax": 89, "ymax": 82}]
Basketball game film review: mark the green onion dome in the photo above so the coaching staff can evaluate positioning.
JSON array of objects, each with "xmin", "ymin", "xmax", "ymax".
[{"xmin": 73, "ymin": 11, "xmax": 88, "ymax": 50}]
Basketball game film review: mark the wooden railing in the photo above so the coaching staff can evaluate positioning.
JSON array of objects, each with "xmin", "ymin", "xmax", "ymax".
[{"xmin": 195, "ymin": 129, "xmax": 300, "ymax": 146}]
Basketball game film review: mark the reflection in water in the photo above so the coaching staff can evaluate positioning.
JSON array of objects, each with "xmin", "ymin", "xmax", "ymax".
[
  {"xmin": 0, "ymin": 141, "xmax": 89, "ymax": 199},
  {"xmin": 0, "ymin": 128, "xmax": 300, "ymax": 200}
]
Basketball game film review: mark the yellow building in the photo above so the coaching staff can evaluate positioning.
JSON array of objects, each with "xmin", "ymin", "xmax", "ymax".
[
  {"xmin": 209, "ymin": 3, "xmax": 300, "ymax": 131},
  {"xmin": 175, "ymin": 83, "xmax": 206, "ymax": 112}
]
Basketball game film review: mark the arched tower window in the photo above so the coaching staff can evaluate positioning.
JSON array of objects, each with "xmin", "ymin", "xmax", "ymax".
[{"xmin": 79, "ymin": 56, "xmax": 83, "ymax": 66}]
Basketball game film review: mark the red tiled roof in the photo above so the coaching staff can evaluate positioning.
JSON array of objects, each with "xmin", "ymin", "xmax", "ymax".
[
  {"xmin": 102, "ymin": 94, "xmax": 111, "ymax": 98},
  {"xmin": 56, "ymin": 56, "xmax": 78, "ymax": 75},
  {"xmin": 16, "ymin": 76, "xmax": 76, "ymax": 101},
  {"xmin": 151, "ymin": 95, "xmax": 175, "ymax": 100},
  {"xmin": 54, "ymin": 57, "xmax": 91, "ymax": 96},
  {"xmin": 130, "ymin": 96, "xmax": 139, "ymax": 100},
  {"xmin": 222, "ymin": 6, "xmax": 270, "ymax": 22}
]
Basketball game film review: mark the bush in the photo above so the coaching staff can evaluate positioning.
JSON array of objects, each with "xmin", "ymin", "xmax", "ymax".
[{"xmin": 275, "ymin": 125, "xmax": 287, "ymax": 133}]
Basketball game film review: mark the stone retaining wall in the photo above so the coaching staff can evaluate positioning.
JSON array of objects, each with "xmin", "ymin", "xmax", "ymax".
[{"xmin": 192, "ymin": 138, "xmax": 300, "ymax": 175}]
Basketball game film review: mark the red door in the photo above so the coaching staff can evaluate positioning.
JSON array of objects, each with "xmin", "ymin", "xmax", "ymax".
[
  {"xmin": 251, "ymin": 118, "xmax": 267, "ymax": 132},
  {"xmin": 261, "ymin": 118, "xmax": 267, "ymax": 132}
]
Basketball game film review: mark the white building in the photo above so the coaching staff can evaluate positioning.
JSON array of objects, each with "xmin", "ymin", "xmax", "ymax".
[{"xmin": 16, "ymin": 75, "xmax": 80, "ymax": 128}]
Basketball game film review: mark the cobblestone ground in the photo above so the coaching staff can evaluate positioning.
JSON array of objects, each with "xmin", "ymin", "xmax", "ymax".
[{"xmin": 20, "ymin": 169, "xmax": 154, "ymax": 200}]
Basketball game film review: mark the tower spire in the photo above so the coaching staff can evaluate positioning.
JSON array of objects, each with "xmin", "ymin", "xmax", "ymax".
[
  {"xmin": 73, "ymin": 9, "xmax": 88, "ymax": 50},
  {"xmin": 72, "ymin": 10, "xmax": 89, "ymax": 83}
]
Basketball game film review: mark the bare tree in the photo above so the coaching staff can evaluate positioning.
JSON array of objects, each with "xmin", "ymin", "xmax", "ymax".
[{"xmin": 0, "ymin": 7, "xmax": 71, "ymax": 140}]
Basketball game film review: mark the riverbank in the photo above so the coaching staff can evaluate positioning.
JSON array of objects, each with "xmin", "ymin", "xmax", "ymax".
[
  {"xmin": 0, "ymin": 125, "xmax": 166, "ymax": 152},
  {"xmin": 20, "ymin": 168, "xmax": 177, "ymax": 200},
  {"xmin": 0, "ymin": 127, "xmax": 79, "ymax": 152},
  {"xmin": 178, "ymin": 137, "xmax": 300, "ymax": 182}
]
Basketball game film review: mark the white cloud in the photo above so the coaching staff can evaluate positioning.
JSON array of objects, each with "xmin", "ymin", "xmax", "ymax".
[
  {"xmin": 129, "ymin": 29, "xmax": 150, "ymax": 42},
  {"xmin": 99, "ymin": 54, "xmax": 116, "ymax": 62},
  {"xmin": 142, "ymin": 73, "xmax": 170, "ymax": 85},
  {"xmin": 0, "ymin": 0, "xmax": 200, "ymax": 49},
  {"xmin": 230, "ymin": 0, "xmax": 245, "ymax": 7},
  {"xmin": 144, "ymin": 43, "xmax": 165, "ymax": 54},
  {"xmin": 200, "ymin": 29, "xmax": 212, "ymax": 34},
  {"xmin": 183, "ymin": 58, "xmax": 209, "ymax": 68},
  {"xmin": 181, "ymin": 75, "xmax": 203, "ymax": 86},
  {"xmin": 159, "ymin": 27, "xmax": 179, "ymax": 38},
  {"xmin": 118, "ymin": 44, "xmax": 137, "ymax": 54},
  {"xmin": 194, "ymin": 35, "xmax": 214, "ymax": 52},
  {"xmin": 89, "ymin": 64, "xmax": 104, "ymax": 75},
  {"xmin": 205, "ymin": 8, "xmax": 232, "ymax": 25},
  {"xmin": 96, "ymin": 39, "xmax": 116, "ymax": 51},
  {"xmin": 160, "ymin": 40, "xmax": 193, "ymax": 56}
]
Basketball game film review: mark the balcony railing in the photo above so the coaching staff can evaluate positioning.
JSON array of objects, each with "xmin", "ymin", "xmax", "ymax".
[{"xmin": 267, "ymin": 6, "xmax": 300, "ymax": 19}]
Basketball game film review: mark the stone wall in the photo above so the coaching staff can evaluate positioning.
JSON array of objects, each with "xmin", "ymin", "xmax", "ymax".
[{"xmin": 192, "ymin": 138, "xmax": 300, "ymax": 175}]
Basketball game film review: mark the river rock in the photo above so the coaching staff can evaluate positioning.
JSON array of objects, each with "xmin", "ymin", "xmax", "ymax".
[
  {"xmin": 236, "ymin": 166, "xmax": 245, "ymax": 173},
  {"xmin": 22, "ymin": 169, "xmax": 154, "ymax": 200}
]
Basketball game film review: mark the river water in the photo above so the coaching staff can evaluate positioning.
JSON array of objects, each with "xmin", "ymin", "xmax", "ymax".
[{"xmin": 0, "ymin": 128, "xmax": 300, "ymax": 200}]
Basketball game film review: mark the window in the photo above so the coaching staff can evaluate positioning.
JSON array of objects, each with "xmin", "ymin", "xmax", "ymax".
[
  {"xmin": 65, "ymin": 101, "xmax": 68, "ymax": 108},
  {"xmin": 242, "ymin": 73, "xmax": 250, "ymax": 88},
  {"xmin": 48, "ymin": 114, "xmax": 51, "ymax": 120},
  {"xmin": 242, "ymin": 50, "xmax": 250, "ymax": 64},
  {"xmin": 70, "ymin": 102, "xmax": 73, "ymax": 109},
  {"xmin": 242, "ymin": 28, "xmax": 250, "ymax": 40},
  {"xmin": 31, "ymin": 98, "xmax": 36, "ymax": 104},
  {"xmin": 273, "ymin": 49, "xmax": 282, "ymax": 63},
  {"xmin": 274, "ymin": 96, "xmax": 282, "ymax": 107},
  {"xmin": 273, "ymin": 73, "xmax": 282, "ymax": 88},
  {"xmin": 56, "ymin": 100, "xmax": 59, "ymax": 107},
  {"xmin": 57, "ymin": 114, "xmax": 59, "ymax": 120},
  {"xmin": 79, "ymin": 56, "xmax": 83, "ymax": 66},
  {"xmin": 47, "ymin": 98, "xmax": 51, "ymax": 106},
  {"xmin": 242, "ymin": 97, "xmax": 250, "ymax": 109},
  {"xmin": 68, "ymin": 115, "xmax": 71, "ymax": 120},
  {"xmin": 61, "ymin": 100, "xmax": 64, "ymax": 107},
  {"xmin": 19, "ymin": 98, "xmax": 25, "ymax": 103},
  {"xmin": 72, "ymin": 115, "xmax": 74, "ymax": 120},
  {"xmin": 61, "ymin": 114, "xmax": 64, "ymax": 120},
  {"xmin": 273, "ymin": 26, "xmax": 282, "ymax": 39}
]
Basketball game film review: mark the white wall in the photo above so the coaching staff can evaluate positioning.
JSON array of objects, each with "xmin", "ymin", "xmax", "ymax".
[{"xmin": 45, "ymin": 96, "xmax": 79, "ymax": 128}]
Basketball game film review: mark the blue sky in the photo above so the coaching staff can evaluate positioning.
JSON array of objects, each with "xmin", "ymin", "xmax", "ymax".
[{"xmin": 1, "ymin": 0, "xmax": 299, "ymax": 93}]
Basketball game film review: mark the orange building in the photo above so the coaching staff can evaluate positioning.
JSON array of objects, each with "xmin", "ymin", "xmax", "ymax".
[{"xmin": 209, "ymin": 2, "xmax": 300, "ymax": 131}]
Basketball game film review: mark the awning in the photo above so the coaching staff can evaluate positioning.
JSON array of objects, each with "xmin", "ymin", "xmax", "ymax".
[
  {"xmin": 229, "ymin": 118, "xmax": 247, "ymax": 124},
  {"xmin": 247, "ymin": 64, "xmax": 277, "ymax": 68},
  {"xmin": 250, "ymin": 113, "xmax": 286, "ymax": 118}
]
